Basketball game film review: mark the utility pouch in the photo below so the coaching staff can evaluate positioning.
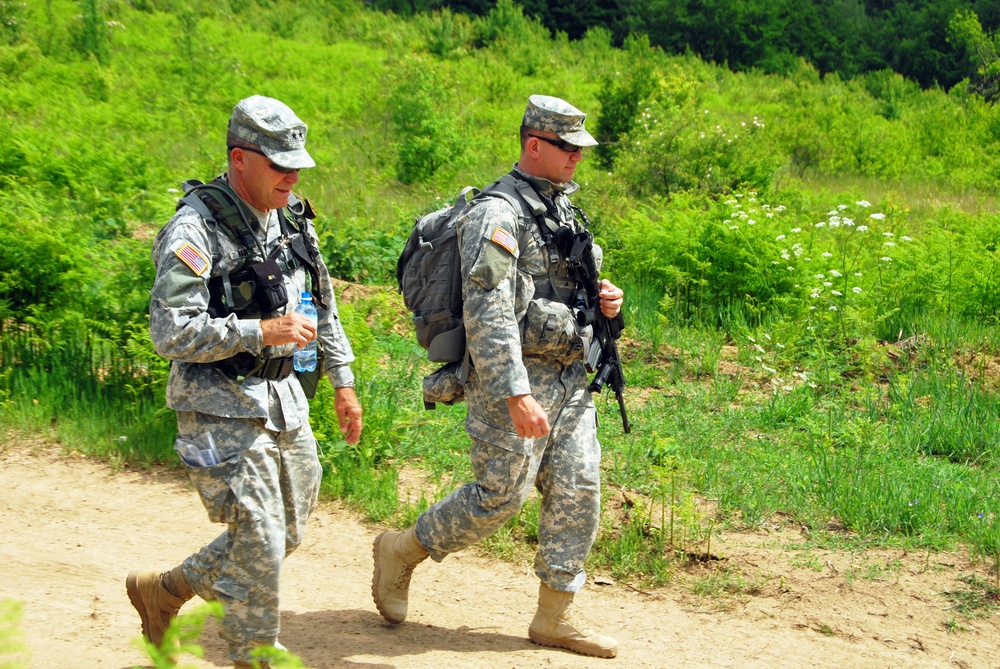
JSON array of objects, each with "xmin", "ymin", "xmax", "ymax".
[
  {"xmin": 422, "ymin": 360, "xmax": 466, "ymax": 409},
  {"xmin": 520, "ymin": 297, "xmax": 582, "ymax": 364},
  {"xmin": 296, "ymin": 346, "xmax": 325, "ymax": 399},
  {"xmin": 248, "ymin": 258, "xmax": 288, "ymax": 313}
]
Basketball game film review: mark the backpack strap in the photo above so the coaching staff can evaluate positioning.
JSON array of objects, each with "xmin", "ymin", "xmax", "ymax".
[
  {"xmin": 481, "ymin": 173, "xmax": 578, "ymax": 304},
  {"xmin": 278, "ymin": 195, "xmax": 330, "ymax": 310},
  {"xmin": 179, "ymin": 179, "xmax": 268, "ymax": 316}
]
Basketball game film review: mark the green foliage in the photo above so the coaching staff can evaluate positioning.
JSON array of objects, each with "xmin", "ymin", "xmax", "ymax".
[
  {"xmin": 387, "ymin": 55, "xmax": 466, "ymax": 184},
  {"xmin": 70, "ymin": 0, "xmax": 110, "ymax": 63},
  {"xmin": 949, "ymin": 9, "xmax": 1000, "ymax": 102},
  {"xmin": 593, "ymin": 35, "xmax": 658, "ymax": 169},
  {"xmin": 416, "ymin": 7, "xmax": 474, "ymax": 58},
  {"xmin": 135, "ymin": 602, "xmax": 223, "ymax": 669},
  {"xmin": 0, "ymin": 600, "xmax": 25, "ymax": 669},
  {"xmin": 0, "ymin": 1, "xmax": 26, "ymax": 45},
  {"xmin": 5, "ymin": 0, "xmax": 1000, "ymax": 584}
]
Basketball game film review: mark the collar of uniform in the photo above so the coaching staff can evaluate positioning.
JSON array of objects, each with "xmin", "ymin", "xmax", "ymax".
[
  {"xmin": 219, "ymin": 173, "xmax": 271, "ymax": 233},
  {"xmin": 511, "ymin": 164, "xmax": 580, "ymax": 197}
]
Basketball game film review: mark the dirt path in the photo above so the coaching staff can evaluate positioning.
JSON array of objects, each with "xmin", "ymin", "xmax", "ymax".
[{"xmin": 1, "ymin": 442, "xmax": 998, "ymax": 669}]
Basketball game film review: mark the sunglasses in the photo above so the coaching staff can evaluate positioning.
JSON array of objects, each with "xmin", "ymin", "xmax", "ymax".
[
  {"xmin": 229, "ymin": 145, "xmax": 298, "ymax": 174},
  {"xmin": 527, "ymin": 134, "xmax": 583, "ymax": 153}
]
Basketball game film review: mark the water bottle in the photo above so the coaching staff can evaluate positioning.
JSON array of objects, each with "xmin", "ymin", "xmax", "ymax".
[{"xmin": 293, "ymin": 291, "xmax": 318, "ymax": 372}]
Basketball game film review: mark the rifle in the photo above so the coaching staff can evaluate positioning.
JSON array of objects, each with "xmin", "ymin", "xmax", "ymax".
[{"xmin": 555, "ymin": 223, "xmax": 631, "ymax": 434}]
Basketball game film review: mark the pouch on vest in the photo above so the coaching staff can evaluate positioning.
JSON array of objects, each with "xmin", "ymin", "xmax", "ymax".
[
  {"xmin": 247, "ymin": 258, "xmax": 288, "ymax": 313},
  {"xmin": 520, "ymin": 297, "xmax": 587, "ymax": 364}
]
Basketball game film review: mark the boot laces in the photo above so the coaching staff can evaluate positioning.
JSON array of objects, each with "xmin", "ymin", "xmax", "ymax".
[{"xmin": 393, "ymin": 562, "xmax": 418, "ymax": 590}]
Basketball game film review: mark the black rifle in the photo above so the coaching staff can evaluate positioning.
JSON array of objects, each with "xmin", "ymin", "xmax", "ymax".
[{"xmin": 555, "ymin": 224, "xmax": 631, "ymax": 434}]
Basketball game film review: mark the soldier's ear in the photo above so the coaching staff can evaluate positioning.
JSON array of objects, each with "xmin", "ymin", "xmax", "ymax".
[
  {"xmin": 525, "ymin": 136, "xmax": 543, "ymax": 159},
  {"xmin": 229, "ymin": 146, "xmax": 249, "ymax": 173}
]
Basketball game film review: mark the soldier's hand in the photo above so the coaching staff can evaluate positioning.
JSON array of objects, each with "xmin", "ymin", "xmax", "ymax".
[
  {"xmin": 599, "ymin": 279, "xmax": 624, "ymax": 318},
  {"xmin": 260, "ymin": 313, "xmax": 317, "ymax": 347},
  {"xmin": 335, "ymin": 386, "xmax": 363, "ymax": 445},
  {"xmin": 507, "ymin": 394, "xmax": 550, "ymax": 439}
]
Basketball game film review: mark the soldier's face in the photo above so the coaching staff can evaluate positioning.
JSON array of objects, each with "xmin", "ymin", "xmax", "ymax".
[
  {"xmin": 530, "ymin": 131, "xmax": 583, "ymax": 184},
  {"xmin": 232, "ymin": 147, "xmax": 300, "ymax": 211}
]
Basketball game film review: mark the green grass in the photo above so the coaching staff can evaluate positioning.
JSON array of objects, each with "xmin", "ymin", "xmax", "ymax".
[
  {"xmin": 0, "ymin": 600, "xmax": 25, "ymax": 669},
  {"xmin": 3, "ymin": 0, "xmax": 1000, "ymax": 588}
]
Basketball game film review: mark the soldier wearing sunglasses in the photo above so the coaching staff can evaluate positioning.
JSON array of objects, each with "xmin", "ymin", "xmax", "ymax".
[
  {"xmin": 373, "ymin": 95, "xmax": 625, "ymax": 659},
  {"xmin": 129, "ymin": 95, "xmax": 363, "ymax": 668}
]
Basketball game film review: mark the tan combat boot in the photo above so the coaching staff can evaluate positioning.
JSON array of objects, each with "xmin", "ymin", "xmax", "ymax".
[
  {"xmin": 371, "ymin": 527, "xmax": 429, "ymax": 623},
  {"xmin": 125, "ymin": 566, "xmax": 194, "ymax": 646},
  {"xmin": 528, "ymin": 583, "xmax": 619, "ymax": 658}
]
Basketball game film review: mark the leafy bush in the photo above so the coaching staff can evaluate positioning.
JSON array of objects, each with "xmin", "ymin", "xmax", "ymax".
[{"xmin": 387, "ymin": 55, "xmax": 466, "ymax": 184}]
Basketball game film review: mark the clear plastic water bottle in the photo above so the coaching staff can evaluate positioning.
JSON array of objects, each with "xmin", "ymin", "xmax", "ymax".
[{"xmin": 293, "ymin": 291, "xmax": 318, "ymax": 373}]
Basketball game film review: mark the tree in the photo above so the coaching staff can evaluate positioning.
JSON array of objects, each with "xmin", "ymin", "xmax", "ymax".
[{"xmin": 949, "ymin": 9, "xmax": 1000, "ymax": 101}]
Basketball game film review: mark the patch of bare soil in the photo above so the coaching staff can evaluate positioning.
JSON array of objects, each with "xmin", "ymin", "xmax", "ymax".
[{"xmin": 1, "ymin": 442, "xmax": 998, "ymax": 669}]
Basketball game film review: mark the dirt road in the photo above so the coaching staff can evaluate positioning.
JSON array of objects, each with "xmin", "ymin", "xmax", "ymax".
[{"xmin": 1, "ymin": 442, "xmax": 998, "ymax": 668}]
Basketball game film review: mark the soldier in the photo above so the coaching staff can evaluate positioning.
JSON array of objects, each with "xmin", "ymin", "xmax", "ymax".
[
  {"xmin": 128, "ymin": 95, "xmax": 363, "ymax": 669},
  {"xmin": 372, "ymin": 95, "xmax": 623, "ymax": 658}
]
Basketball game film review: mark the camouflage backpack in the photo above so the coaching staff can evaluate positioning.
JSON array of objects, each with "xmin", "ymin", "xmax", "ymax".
[
  {"xmin": 396, "ymin": 176, "xmax": 548, "ymax": 364},
  {"xmin": 396, "ymin": 186, "xmax": 479, "ymax": 363}
]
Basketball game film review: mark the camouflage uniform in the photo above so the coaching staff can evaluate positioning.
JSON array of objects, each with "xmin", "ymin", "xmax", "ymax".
[
  {"xmin": 415, "ymin": 156, "xmax": 603, "ymax": 592},
  {"xmin": 148, "ymin": 96, "xmax": 354, "ymax": 661}
]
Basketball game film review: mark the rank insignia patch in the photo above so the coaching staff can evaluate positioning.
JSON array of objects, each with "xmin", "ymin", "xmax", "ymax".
[
  {"xmin": 490, "ymin": 227, "xmax": 518, "ymax": 255},
  {"xmin": 176, "ymin": 242, "xmax": 209, "ymax": 276}
]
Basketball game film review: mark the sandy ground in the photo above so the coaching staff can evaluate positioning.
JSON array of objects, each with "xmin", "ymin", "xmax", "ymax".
[{"xmin": 1, "ymin": 441, "xmax": 999, "ymax": 669}]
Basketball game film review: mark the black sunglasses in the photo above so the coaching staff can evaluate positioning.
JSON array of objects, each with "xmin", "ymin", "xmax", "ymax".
[
  {"xmin": 229, "ymin": 145, "xmax": 298, "ymax": 174},
  {"xmin": 527, "ymin": 134, "xmax": 583, "ymax": 153}
]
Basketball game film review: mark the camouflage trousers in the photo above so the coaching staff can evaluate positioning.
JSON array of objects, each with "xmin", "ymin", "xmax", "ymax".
[
  {"xmin": 175, "ymin": 411, "xmax": 321, "ymax": 662},
  {"xmin": 415, "ymin": 361, "xmax": 601, "ymax": 593}
]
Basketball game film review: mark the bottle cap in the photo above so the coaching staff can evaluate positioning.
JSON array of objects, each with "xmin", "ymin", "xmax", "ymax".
[{"xmin": 301, "ymin": 291, "xmax": 311, "ymax": 299}]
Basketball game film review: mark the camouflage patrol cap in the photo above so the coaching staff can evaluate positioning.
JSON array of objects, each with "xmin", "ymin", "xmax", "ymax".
[
  {"xmin": 228, "ymin": 95, "xmax": 316, "ymax": 170},
  {"xmin": 522, "ymin": 94, "xmax": 598, "ymax": 147}
]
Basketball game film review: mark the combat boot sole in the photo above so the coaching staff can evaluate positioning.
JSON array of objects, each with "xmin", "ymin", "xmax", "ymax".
[{"xmin": 528, "ymin": 629, "xmax": 619, "ymax": 658}]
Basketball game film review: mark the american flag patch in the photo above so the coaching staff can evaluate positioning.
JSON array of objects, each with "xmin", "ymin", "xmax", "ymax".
[
  {"xmin": 175, "ymin": 242, "xmax": 209, "ymax": 276},
  {"xmin": 490, "ymin": 227, "xmax": 518, "ymax": 255}
]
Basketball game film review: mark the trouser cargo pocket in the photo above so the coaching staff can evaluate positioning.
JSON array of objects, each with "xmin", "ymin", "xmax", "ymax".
[{"xmin": 183, "ymin": 454, "xmax": 245, "ymax": 524}]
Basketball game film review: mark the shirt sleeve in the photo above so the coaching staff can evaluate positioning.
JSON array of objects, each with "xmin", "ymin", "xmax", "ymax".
[
  {"xmin": 149, "ymin": 209, "xmax": 264, "ymax": 363},
  {"xmin": 458, "ymin": 197, "xmax": 532, "ymax": 399}
]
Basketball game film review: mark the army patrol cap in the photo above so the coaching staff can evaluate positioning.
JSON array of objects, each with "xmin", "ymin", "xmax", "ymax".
[
  {"xmin": 228, "ymin": 95, "xmax": 316, "ymax": 170},
  {"xmin": 522, "ymin": 94, "xmax": 598, "ymax": 147}
]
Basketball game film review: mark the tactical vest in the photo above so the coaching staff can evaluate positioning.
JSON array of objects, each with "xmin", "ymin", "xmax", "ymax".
[
  {"xmin": 176, "ymin": 177, "xmax": 327, "ymax": 379},
  {"xmin": 483, "ymin": 171, "xmax": 589, "ymax": 307}
]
